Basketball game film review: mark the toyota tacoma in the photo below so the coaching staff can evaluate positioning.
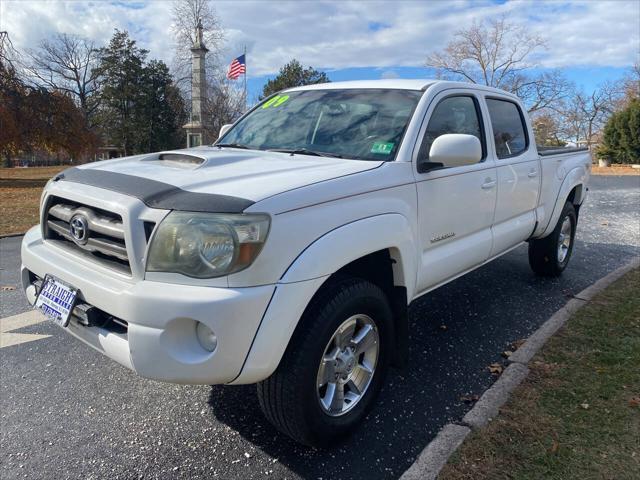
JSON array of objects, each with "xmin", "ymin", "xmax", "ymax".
[{"xmin": 22, "ymin": 80, "xmax": 591, "ymax": 446}]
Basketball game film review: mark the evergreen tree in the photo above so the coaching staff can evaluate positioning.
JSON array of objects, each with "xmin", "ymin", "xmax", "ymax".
[
  {"xmin": 136, "ymin": 60, "xmax": 187, "ymax": 152},
  {"xmin": 260, "ymin": 59, "xmax": 329, "ymax": 99},
  {"xmin": 597, "ymin": 99, "xmax": 640, "ymax": 164},
  {"xmin": 95, "ymin": 30, "xmax": 186, "ymax": 155},
  {"xmin": 95, "ymin": 30, "xmax": 147, "ymax": 155}
]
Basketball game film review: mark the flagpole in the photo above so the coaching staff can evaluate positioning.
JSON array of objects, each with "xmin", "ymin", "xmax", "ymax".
[{"xmin": 243, "ymin": 45, "xmax": 247, "ymax": 111}]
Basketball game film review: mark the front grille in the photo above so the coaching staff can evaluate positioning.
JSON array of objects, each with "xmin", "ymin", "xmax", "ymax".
[{"xmin": 44, "ymin": 197, "xmax": 131, "ymax": 274}]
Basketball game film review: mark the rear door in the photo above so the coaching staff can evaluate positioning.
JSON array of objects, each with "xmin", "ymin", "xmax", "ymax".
[
  {"xmin": 413, "ymin": 89, "xmax": 497, "ymax": 293},
  {"xmin": 484, "ymin": 97, "xmax": 541, "ymax": 256}
]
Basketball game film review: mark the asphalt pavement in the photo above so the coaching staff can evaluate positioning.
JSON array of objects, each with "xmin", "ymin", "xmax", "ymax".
[{"xmin": 1, "ymin": 175, "xmax": 638, "ymax": 480}]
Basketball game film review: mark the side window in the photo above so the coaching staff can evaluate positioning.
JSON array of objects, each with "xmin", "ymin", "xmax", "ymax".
[
  {"xmin": 418, "ymin": 95, "xmax": 484, "ymax": 162},
  {"xmin": 486, "ymin": 98, "xmax": 528, "ymax": 159}
]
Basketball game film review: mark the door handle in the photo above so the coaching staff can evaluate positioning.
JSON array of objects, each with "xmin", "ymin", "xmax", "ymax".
[
  {"xmin": 528, "ymin": 170, "xmax": 538, "ymax": 178},
  {"xmin": 481, "ymin": 180, "xmax": 496, "ymax": 189}
]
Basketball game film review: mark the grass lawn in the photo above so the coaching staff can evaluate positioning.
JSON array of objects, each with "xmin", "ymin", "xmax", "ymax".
[
  {"xmin": 0, "ymin": 166, "xmax": 65, "ymax": 236},
  {"xmin": 0, "ymin": 166, "xmax": 66, "ymax": 180},
  {"xmin": 440, "ymin": 268, "xmax": 640, "ymax": 480}
]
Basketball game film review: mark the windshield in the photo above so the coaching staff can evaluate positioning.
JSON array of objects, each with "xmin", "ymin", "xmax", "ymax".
[{"xmin": 217, "ymin": 89, "xmax": 423, "ymax": 161}]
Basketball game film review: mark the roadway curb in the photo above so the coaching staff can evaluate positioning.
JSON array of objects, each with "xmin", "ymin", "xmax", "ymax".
[
  {"xmin": 0, "ymin": 232, "xmax": 25, "ymax": 239},
  {"xmin": 399, "ymin": 424, "xmax": 471, "ymax": 480},
  {"xmin": 399, "ymin": 257, "xmax": 640, "ymax": 480},
  {"xmin": 461, "ymin": 363, "xmax": 529, "ymax": 429}
]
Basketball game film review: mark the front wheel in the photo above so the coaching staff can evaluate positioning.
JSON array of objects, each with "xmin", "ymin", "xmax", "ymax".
[
  {"xmin": 528, "ymin": 201, "xmax": 577, "ymax": 277},
  {"xmin": 256, "ymin": 277, "xmax": 392, "ymax": 447}
]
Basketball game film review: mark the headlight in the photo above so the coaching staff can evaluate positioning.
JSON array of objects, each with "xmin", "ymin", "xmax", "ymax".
[{"xmin": 146, "ymin": 212, "xmax": 270, "ymax": 278}]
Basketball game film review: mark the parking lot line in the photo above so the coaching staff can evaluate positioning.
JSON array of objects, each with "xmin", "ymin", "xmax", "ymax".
[{"xmin": 0, "ymin": 310, "xmax": 50, "ymax": 348}]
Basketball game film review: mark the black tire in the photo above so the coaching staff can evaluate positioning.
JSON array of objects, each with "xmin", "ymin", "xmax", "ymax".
[
  {"xmin": 528, "ymin": 201, "xmax": 577, "ymax": 277},
  {"xmin": 256, "ymin": 276, "xmax": 393, "ymax": 447}
]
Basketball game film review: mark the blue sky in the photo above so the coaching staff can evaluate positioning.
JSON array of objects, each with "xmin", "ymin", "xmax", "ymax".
[
  {"xmin": 2, "ymin": 0, "xmax": 638, "ymax": 103},
  {"xmin": 246, "ymin": 65, "xmax": 632, "ymax": 103}
]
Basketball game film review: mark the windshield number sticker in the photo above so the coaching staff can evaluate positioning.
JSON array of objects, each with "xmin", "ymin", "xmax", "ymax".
[
  {"xmin": 371, "ymin": 142, "xmax": 394, "ymax": 155},
  {"xmin": 262, "ymin": 95, "xmax": 290, "ymax": 109}
]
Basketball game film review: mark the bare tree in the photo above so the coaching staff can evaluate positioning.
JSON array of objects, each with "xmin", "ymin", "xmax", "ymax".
[
  {"xmin": 25, "ymin": 33, "xmax": 101, "ymax": 124},
  {"xmin": 506, "ymin": 69, "xmax": 570, "ymax": 113},
  {"xmin": 561, "ymin": 83, "xmax": 620, "ymax": 146},
  {"xmin": 531, "ymin": 112, "xmax": 565, "ymax": 147},
  {"xmin": 204, "ymin": 73, "xmax": 246, "ymax": 137},
  {"xmin": 0, "ymin": 31, "xmax": 22, "ymax": 75},
  {"xmin": 426, "ymin": 16, "xmax": 569, "ymax": 113},
  {"xmin": 171, "ymin": 0, "xmax": 224, "ymax": 88},
  {"xmin": 619, "ymin": 61, "xmax": 640, "ymax": 107}
]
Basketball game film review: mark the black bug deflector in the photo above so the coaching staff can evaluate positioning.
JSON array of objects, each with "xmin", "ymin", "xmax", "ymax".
[{"xmin": 54, "ymin": 167, "xmax": 255, "ymax": 213}]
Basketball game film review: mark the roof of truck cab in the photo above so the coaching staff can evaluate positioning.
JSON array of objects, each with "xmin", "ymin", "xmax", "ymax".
[
  {"xmin": 284, "ymin": 79, "xmax": 520, "ymax": 99},
  {"xmin": 285, "ymin": 79, "xmax": 436, "ymax": 92}
]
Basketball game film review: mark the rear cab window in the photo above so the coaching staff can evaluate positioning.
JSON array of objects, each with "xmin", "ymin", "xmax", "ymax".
[{"xmin": 486, "ymin": 98, "xmax": 529, "ymax": 159}]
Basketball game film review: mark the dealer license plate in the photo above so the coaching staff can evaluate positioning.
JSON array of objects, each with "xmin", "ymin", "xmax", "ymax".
[{"xmin": 34, "ymin": 275, "xmax": 78, "ymax": 327}]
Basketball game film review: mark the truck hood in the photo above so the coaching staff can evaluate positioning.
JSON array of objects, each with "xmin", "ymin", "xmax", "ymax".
[{"xmin": 79, "ymin": 146, "xmax": 383, "ymax": 202}]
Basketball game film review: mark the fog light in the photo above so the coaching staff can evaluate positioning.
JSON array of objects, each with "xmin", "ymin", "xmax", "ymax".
[{"xmin": 196, "ymin": 322, "xmax": 218, "ymax": 352}]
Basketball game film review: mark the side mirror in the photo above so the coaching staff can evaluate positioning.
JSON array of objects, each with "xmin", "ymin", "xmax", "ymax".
[
  {"xmin": 419, "ymin": 134, "xmax": 482, "ymax": 173},
  {"xmin": 218, "ymin": 124, "xmax": 233, "ymax": 139}
]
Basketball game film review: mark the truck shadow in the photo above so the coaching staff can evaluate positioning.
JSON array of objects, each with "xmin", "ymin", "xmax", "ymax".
[{"xmin": 206, "ymin": 239, "xmax": 638, "ymax": 479}]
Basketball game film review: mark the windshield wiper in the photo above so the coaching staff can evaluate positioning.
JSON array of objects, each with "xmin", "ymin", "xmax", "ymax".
[
  {"xmin": 267, "ymin": 148, "xmax": 343, "ymax": 158},
  {"xmin": 216, "ymin": 143, "xmax": 251, "ymax": 149}
]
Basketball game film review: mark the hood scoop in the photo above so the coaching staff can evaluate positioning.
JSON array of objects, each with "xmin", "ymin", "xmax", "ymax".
[{"xmin": 143, "ymin": 152, "xmax": 206, "ymax": 169}]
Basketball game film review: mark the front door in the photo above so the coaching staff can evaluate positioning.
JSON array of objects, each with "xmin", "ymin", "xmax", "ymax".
[{"xmin": 413, "ymin": 91, "xmax": 498, "ymax": 294}]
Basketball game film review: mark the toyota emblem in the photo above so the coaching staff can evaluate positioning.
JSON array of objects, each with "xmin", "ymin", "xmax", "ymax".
[{"xmin": 69, "ymin": 214, "xmax": 89, "ymax": 245}]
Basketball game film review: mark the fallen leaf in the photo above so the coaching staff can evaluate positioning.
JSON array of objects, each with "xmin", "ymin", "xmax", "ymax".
[
  {"xmin": 1, "ymin": 285, "xmax": 16, "ymax": 291},
  {"xmin": 460, "ymin": 394, "xmax": 480, "ymax": 404},
  {"xmin": 511, "ymin": 339, "xmax": 526, "ymax": 350},
  {"xmin": 439, "ymin": 325, "xmax": 448, "ymax": 331},
  {"xmin": 629, "ymin": 397, "xmax": 640, "ymax": 408},
  {"xmin": 502, "ymin": 350, "xmax": 512, "ymax": 358},
  {"xmin": 581, "ymin": 403, "xmax": 590, "ymax": 410},
  {"xmin": 549, "ymin": 439, "xmax": 559, "ymax": 455},
  {"xmin": 488, "ymin": 363, "xmax": 503, "ymax": 375}
]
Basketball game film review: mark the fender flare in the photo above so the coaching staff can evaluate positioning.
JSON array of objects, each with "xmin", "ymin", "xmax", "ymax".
[
  {"xmin": 280, "ymin": 213, "xmax": 417, "ymax": 294},
  {"xmin": 538, "ymin": 167, "xmax": 587, "ymax": 238},
  {"xmin": 229, "ymin": 213, "xmax": 417, "ymax": 385}
]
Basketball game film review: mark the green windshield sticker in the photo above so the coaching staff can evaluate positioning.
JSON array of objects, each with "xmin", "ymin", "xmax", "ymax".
[
  {"xmin": 371, "ymin": 142, "xmax": 395, "ymax": 155},
  {"xmin": 262, "ymin": 94, "xmax": 290, "ymax": 109},
  {"xmin": 272, "ymin": 95, "xmax": 289, "ymax": 107},
  {"xmin": 261, "ymin": 96, "xmax": 279, "ymax": 109}
]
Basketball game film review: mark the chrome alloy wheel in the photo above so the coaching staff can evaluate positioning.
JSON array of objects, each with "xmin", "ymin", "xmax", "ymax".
[
  {"xmin": 316, "ymin": 314, "xmax": 379, "ymax": 417},
  {"xmin": 557, "ymin": 216, "xmax": 573, "ymax": 263}
]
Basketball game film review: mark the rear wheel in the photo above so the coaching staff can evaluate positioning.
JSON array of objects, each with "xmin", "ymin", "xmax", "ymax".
[
  {"xmin": 256, "ymin": 277, "xmax": 392, "ymax": 447},
  {"xmin": 528, "ymin": 201, "xmax": 577, "ymax": 277}
]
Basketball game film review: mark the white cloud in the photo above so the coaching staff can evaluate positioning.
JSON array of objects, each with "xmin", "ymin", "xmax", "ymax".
[{"xmin": 1, "ymin": 0, "xmax": 638, "ymax": 77}]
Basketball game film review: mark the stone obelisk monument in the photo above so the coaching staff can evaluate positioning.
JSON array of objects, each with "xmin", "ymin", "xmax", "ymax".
[{"xmin": 183, "ymin": 19, "xmax": 208, "ymax": 148}]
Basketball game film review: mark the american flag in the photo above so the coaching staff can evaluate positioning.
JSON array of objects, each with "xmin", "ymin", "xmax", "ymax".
[{"xmin": 227, "ymin": 54, "xmax": 246, "ymax": 80}]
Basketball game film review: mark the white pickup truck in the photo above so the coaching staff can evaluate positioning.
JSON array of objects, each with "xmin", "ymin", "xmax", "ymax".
[{"xmin": 21, "ymin": 80, "xmax": 591, "ymax": 446}]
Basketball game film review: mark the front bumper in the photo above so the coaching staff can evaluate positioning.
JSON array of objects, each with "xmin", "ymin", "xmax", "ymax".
[{"xmin": 21, "ymin": 227, "xmax": 275, "ymax": 385}]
